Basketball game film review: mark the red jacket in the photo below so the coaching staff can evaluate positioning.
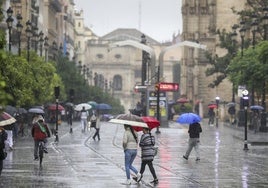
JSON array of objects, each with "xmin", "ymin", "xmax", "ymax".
[{"xmin": 31, "ymin": 121, "xmax": 50, "ymax": 140}]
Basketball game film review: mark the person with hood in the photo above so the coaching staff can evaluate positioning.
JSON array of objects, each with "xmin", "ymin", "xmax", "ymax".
[
  {"xmin": 122, "ymin": 124, "xmax": 141, "ymax": 185},
  {"xmin": 31, "ymin": 115, "xmax": 50, "ymax": 160},
  {"xmin": 133, "ymin": 127, "xmax": 158, "ymax": 185}
]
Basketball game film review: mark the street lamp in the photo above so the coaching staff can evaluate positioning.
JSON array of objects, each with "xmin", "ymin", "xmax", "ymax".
[
  {"xmin": 141, "ymin": 34, "xmax": 148, "ymax": 116},
  {"xmin": 39, "ymin": 31, "xmax": 44, "ymax": 56},
  {"xmin": 242, "ymin": 89, "xmax": 249, "ymax": 151},
  {"xmin": 25, "ymin": 20, "xmax": 32, "ymax": 62},
  {"xmin": 32, "ymin": 26, "xmax": 39, "ymax": 53},
  {"xmin": 6, "ymin": 7, "xmax": 14, "ymax": 52},
  {"xmin": 215, "ymin": 96, "xmax": 220, "ymax": 127},
  {"xmin": 44, "ymin": 36, "xmax": 49, "ymax": 62},
  {"xmin": 16, "ymin": 14, "xmax": 23, "ymax": 56},
  {"xmin": 231, "ymin": 25, "xmax": 238, "ymax": 103},
  {"xmin": 54, "ymin": 86, "xmax": 60, "ymax": 142}
]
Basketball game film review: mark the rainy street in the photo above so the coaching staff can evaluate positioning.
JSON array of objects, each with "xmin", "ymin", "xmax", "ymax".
[{"xmin": 0, "ymin": 120, "xmax": 268, "ymax": 188}]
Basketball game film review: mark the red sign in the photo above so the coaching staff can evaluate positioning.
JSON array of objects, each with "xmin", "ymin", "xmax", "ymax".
[{"xmin": 159, "ymin": 82, "xmax": 179, "ymax": 92}]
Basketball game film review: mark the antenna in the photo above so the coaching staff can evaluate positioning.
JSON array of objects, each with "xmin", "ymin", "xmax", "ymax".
[{"xmin": 138, "ymin": 1, "xmax": 141, "ymax": 31}]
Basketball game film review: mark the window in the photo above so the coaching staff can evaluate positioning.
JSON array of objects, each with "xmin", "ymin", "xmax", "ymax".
[{"xmin": 113, "ymin": 75, "xmax": 122, "ymax": 91}]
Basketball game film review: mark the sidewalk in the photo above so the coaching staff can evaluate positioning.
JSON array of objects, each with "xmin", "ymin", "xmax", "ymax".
[{"xmin": 0, "ymin": 120, "xmax": 268, "ymax": 187}]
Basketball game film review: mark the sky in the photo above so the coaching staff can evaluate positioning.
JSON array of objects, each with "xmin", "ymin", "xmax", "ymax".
[{"xmin": 73, "ymin": 0, "xmax": 182, "ymax": 42}]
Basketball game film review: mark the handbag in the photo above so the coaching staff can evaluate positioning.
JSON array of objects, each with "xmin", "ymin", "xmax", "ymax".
[
  {"xmin": 0, "ymin": 150, "xmax": 7, "ymax": 160},
  {"xmin": 150, "ymin": 135, "xmax": 158, "ymax": 156}
]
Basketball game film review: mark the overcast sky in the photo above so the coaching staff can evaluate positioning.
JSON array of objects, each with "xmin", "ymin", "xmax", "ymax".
[{"xmin": 74, "ymin": 0, "xmax": 182, "ymax": 42}]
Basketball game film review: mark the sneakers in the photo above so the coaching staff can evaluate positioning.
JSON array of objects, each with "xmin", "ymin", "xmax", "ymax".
[
  {"xmin": 43, "ymin": 148, "xmax": 48, "ymax": 153},
  {"xmin": 196, "ymin": 158, "xmax": 200, "ymax": 161},
  {"xmin": 150, "ymin": 179, "xmax": 159, "ymax": 184},
  {"xmin": 133, "ymin": 173, "xmax": 142, "ymax": 182},
  {"xmin": 34, "ymin": 157, "xmax": 39, "ymax": 161},
  {"xmin": 183, "ymin": 155, "xmax": 188, "ymax": 160},
  {"xmin": 123, "ymin": 179, "xmax": 132, "ymax": 185}
]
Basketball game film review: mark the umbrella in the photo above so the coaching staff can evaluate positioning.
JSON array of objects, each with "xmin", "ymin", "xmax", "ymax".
[
  {"xmin": 208, "ymin": 104, "xmax": 217, "ymax": 109},
  {"xmin": 5, "ymin": 105, "xmax": 17, "ymax": 116},
  {"xmin": 17, "ymin": 107, "xmax": 27, "ymax": 114},
  {"xmin": 250, "ymin": 105, "xmax": 264, "ymax": 111},
  {"xmin": 74, "ymin": 103, "xmax": 92, "ymax": 111},
  {"xmin": 65, "ymin": 102, "xmax": 74, "ymax": 107},
  {"xmin": 109, "ymin": 113, "xmax": 148, "ymax": 128},
  {"xmin": 176, "ymin": 113, "xmax": 201, "ymax": 124},
  {"xmin": 96, "ymin": 103, "xmax": 112, "ymax": 110},
  {"xmin": 132, "ymin": 116, "xmax": 160, "ymax": 131},
  {"xmin": 47, "ymin": 104, "xmax": 65, "ymax": 111},
  {"xmin": 227, "ymin": 102, "xmax": 236, "ymax": 107},
  {"xmin": 28, "ymin": 108, "xmax": 45, "ymax": 114},
  {"xmin": 176, "ymin": 97, "xmax": 189, "ymax": 103},
  {"xmin": 0, "ymin": 112, "xmax": 17, "ymax": 126},
  {"xmin": 88, "ymin": 101, "xmax": 98, "ymax": 109}
]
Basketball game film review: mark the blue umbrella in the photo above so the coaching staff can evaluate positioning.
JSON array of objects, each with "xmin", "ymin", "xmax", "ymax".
[
  {"xmin": 176, "ymin": 113, "xmax": 201, "ymax": 124},
  {"xmin": 250, "ymin": 105, "xmax": 264, "ymax": 110},
  {"xmin": 96, "ymin": 103, "xmax": 112, "ymax": 110}
]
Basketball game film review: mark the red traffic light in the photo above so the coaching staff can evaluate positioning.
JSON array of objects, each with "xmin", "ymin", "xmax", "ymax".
[{"xmin": 158, "ymin": 82, "xmax": 179, "ymax": 92}]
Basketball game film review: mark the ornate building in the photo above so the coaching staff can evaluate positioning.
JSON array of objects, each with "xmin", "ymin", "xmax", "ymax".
[{"xmin": 181, "ymin": 0, "xmax": 246, "ymax": 115}]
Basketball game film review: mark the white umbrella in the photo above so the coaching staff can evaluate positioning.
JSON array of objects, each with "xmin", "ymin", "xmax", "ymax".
[
  {"xmin": 109, "ymin": 113, "xmax": 148, "ymax": 128},
  {"xmin": 74, "ymin": 103, "xmax": 92, "ymax": 111}
]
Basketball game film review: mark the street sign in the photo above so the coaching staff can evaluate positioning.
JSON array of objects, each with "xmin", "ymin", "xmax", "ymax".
[
  {"xmin": 159, "ymin": 82, "xmax": 179, "ymax": 92},
  {"xmin": 134, "ymin": 85, "xmax": 147, "ymax": 92}
]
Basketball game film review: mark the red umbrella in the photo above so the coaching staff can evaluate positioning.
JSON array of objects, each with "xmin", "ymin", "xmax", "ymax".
[
  {"xmin": 133, "ymin": 116, "xmax": 160, "ymax": 131},
  {"xmin": 176, "ymin": 97, "xmax": 189, "ymax": 103},
  {"xmin": 47, "ymin": 104, "xmax": 65, "ymax": 111},
  {"xmin": 208, "ymin": 104, "xmax": 217, "ymax": 109},
  {"xmin": 0, "ymin": 112, "xmax": 16, "ymax": 126}
]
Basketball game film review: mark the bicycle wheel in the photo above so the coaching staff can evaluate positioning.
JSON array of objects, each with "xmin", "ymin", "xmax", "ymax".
[{"xmin": 39, "ymin": 142, "xmax": 44, "ymax": 165}]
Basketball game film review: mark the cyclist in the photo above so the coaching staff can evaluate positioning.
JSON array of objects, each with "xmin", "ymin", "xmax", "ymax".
[{"xmin": 31, "ymin": 115, "xmax": 51, "ymax": 160}]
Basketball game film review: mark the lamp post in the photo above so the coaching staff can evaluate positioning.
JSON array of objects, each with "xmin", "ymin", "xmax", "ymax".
[
  {"xmin": 141, "ymin": 34, "xmax": 147, "ymax": 116},
  {"xmin": 155, "ymin": 66, "xmax": 161, "ymax": 134},
  {"xmin": 44, "ymin": 36, "xmax": 49, "ymax": 62},
  {"xmin": 215, "ymin": 96, "xmax": 220, "ymax": 127},
  {"xmin": 250, "ymin": 14, "xmax": 258, "ymax": 106},
  {"xmin": 54, "ymin": 86, "xmax": 60, "ymax": 142},
  {"xmin": 39, "ymin": 31, "xmax": 44, "ymax": 56},
  {"xmin": 32, "ymin": 26, "xmax": 39, "ymax": 53},
  {"xmin": 25, "ymin": 20, "xmax": 32, "ymax": 62},
  {"xmin": 16, "ymin": 14, "xmax": 23, "ymax": 56},
  {"xmin": 6, "ymin": 7, "xmax": 14, "ymax": 52},
  {"xmin": 242, "ymin": 89, "xmax": 249, "ymax": 151},
  {"xmin": 231, "ymin": 25, "xmax": 237, "ymax": 103},
  {"xmin": 238, "ymin": 22, "xmax": 246, "ymax": 127}
]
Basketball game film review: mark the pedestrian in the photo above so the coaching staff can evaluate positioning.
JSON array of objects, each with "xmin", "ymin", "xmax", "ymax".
[
  {"xmin": 208, "ymin": 108, "xmax": 215, "ymax": 126},
  {"xmin": 4, "ymin": 123, "xmax": 14, "ymax": 151},
  {"xmin": 122, "ymin": 124, "xmax": 141, "ymax": 185},
  {"xmin": 48, "ymin": 113, "xmax": 56, "ymax": 135},
  {"xmin": 133, "ymin": 127, "xmax": 158, "ymax": 185},
  {"xmin": 80, "ymin": 107, "xmax": 88, "ymax": 133},
  {"xmin": 92, "ymin": 113, "xmax": 101, "ymax": 141},
  {"xmin": 0, "ymin": 127, "xmax": 8, "ymax": 176},
  {"xmin": 183, "ymin": 121, "xmax": 202, "ymax": 161},
  {"xmin": 228, "ymin": 106, "xmax": 236, "ymax": 125},
  {"xmin": 31, "ymin": 115, "xmax": 51, "ymax": 160}
]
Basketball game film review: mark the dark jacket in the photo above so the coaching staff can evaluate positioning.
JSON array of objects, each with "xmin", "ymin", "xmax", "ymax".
[
  {"xmin": 0, "ymin": 128, "xmax": 7, "ymax": 149},
  {"xmin": 139, "ymin": 133, "xmax": 155, "ymax": 161},
  {"xmin": 188, "ymin": 122, "xmax": 202, "ymax": 138}
]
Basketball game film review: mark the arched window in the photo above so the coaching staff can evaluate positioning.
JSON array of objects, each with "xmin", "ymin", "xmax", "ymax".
[{"xmin": 113, "ymin": 75, "xmax": 122, "ymax": 91}]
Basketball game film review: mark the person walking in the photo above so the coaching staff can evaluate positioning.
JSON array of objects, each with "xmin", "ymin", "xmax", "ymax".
[
  {"xmin": 80, "ymin": 107, "xmax": 88, "ymax": 133},
  {"xmin": 0, "ymin": 127, "xmax": 8, "ymax": 176},
  {"xmin": 133, "ymin": 127, "xmax": 158, "ymax": 185},
  {"xmin": 122, "ymin": 124, "xmax": 141, "ymax": 185},
  {"xmin": 183, "ymin": 122, "xmax": 202, "ymax": 161},
  {"xmin": 228, "ymin": 106, "xmax": 236, "ymax": 125},
  {"xmin": 31, "ymin": 115, "xmax": 51, "ymax": 160},
  {"xmin": 208, "ymin": 108, "xmax": 215, "ymax": 126},
  {"xmin": 92, "ymin": 113, "xmax": 101, "ymax": 141}
]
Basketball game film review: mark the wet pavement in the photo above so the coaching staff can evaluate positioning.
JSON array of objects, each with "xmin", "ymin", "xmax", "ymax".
[{"xmin": 0, "ymin": 119, "xmax": 268, "ymax": 188}]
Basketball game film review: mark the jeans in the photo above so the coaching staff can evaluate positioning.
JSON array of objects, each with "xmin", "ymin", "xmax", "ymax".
[
  {"xmin": 124, "ymin": 149, "xmax": 138, "ymax": 179},
  {"xmin": 81, "ymin": 119, "xmax": 87, "ymax": 132},
  {"xmin": 185, "ymin": 138, "xmax": 200, "ymax": 158}
]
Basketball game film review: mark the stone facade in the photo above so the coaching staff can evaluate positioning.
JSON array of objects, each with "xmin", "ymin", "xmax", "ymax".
[{"xmin": 181, "ymin": 0, "xmax": 246, "ymax": 116}]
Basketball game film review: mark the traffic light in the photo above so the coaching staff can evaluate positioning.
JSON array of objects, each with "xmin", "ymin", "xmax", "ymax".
[
  {"xmin": 69, "ymin": 89, "xmax": 74, "ymax": 102},
  {"xmin": 54, "ymin": 86, "xmax": 60, "ymax": 98},
  {"xmin": 155, "ymin": 83, "xmax": 159, "ymax": 91}
]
